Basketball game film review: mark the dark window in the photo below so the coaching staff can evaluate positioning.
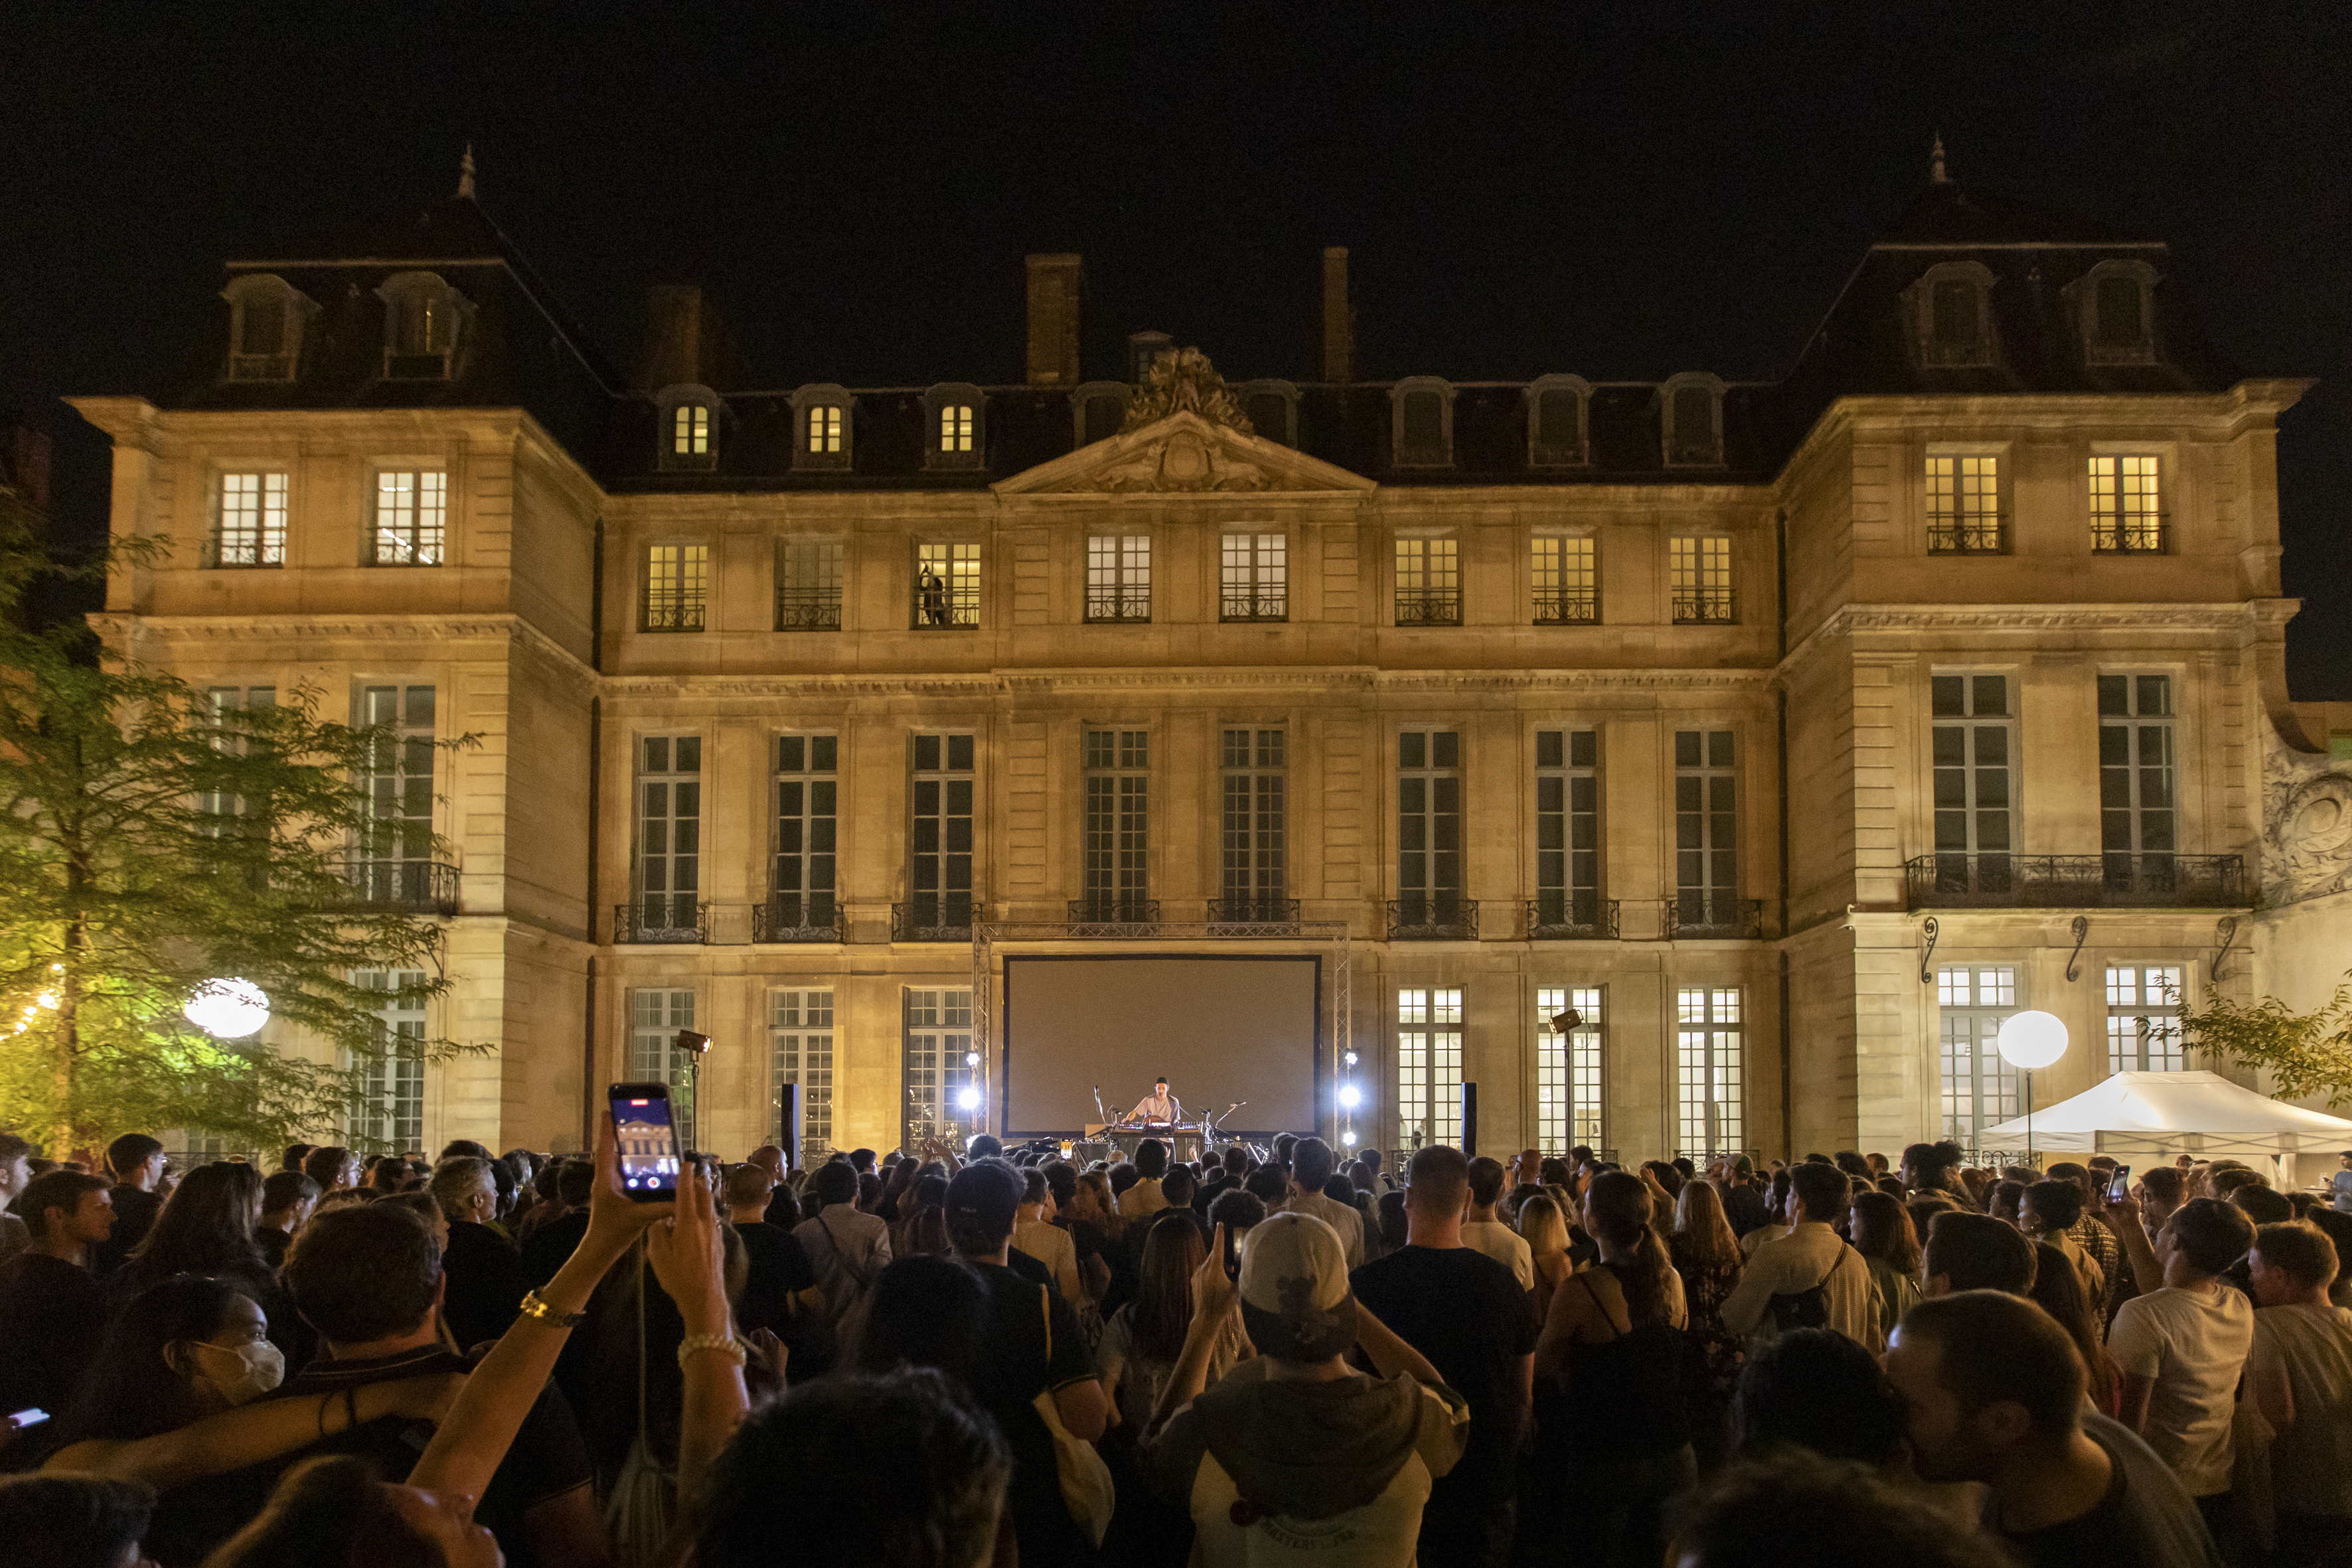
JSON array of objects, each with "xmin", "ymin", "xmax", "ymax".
[
  {"xmin": 1247, "ymin": 392, "xmax": 1289, "ymax": 444},
  {"xmin": 2095, "ymin": 275, "xmax": 2144, "ymax": 347},
  {"xmin": 1534, "ymin": 388, "xmax": 1583, "ymax": 464},
  {"xmin": 1670, "ymin": 386, "xmax": 1718, "ymax": 463},
  {"xmin": 240, "ymin": 298, "xmax": 284, "ymax": 356},
  {"xmin": 1535, "ymin": 728, "xmax": 1601, "ymax": 927},
  {"xmin": 1398, "ymin": 729, "xmax": 1462, "ymax": 904},
  {"xmin": 1400, "ymin": 390, "xmax": 1445, "ymax": 463},
  {"xmin": 1083, "ymin": 394, "xmax": 1123, "ymax": 445},
  {"xmin": 1932, "ymin": 280, "xmax": 1980, "ymax": 348},
  {"xmin": 1673, "ymin": 730, "xmax": 1737, "ymax": 928}
]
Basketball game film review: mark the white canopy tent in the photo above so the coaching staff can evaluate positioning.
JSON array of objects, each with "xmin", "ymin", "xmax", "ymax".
[{"xmin": 1980, "ymin": 1070, "xmax": 2352, "ymax": 1183}]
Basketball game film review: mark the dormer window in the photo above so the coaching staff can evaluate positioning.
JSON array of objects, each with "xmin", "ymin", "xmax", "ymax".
[
  {"xmin": 925, "ymin": 384, "xmax": 986, "ymax": 471},
  {"xmin": 1239, "ymin": 380, "xmax": 1298, "ymax": 447},
  {"xmin": 1527, "ymin": 375, "xmax": 1591, "ymax": 467},
  {"xmin": 791, "ymin": 385, "xmax": 853, "ymax": 471},
  {"xmin": 1905, "ymin": 262, "xmax": 1996, "ymax": 368},
  {"xmin": 221, "ymin": 274, "xmax": 316, "ymax": 382},
  {"xmin": 2068, "ymin": 260, "xmax": 2160, "ymax": 366},
  {"xmin": 1390, "ymin": 377, "xmax": 1455, "ymax": 468},
  {"xmin": 1073, "ymin": 381, "xmax": 1129, "ymax": 446},
  {"xmin": 376, "ymin": 272, "xmax": 471, "ymax": 380},
  {"xmin": 1661, "ymin": 374, "xmax": 1724, "ymax": 466},
  {"xmin": 655, "ymin": 385, "xmax": 722, "ymax": 471}
]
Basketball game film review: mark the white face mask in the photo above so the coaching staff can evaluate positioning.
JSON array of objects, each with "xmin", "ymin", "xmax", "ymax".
[{"xmin": 200, "ymin": 1338, "xmax": 285, "ymax": 1404}]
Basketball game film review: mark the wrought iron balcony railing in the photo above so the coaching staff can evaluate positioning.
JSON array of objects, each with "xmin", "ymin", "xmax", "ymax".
[
  {"xmin": 775, "ymin": 587, "xmax": 843, "ymax": 631},
  {"xmin": 2090, "ymin": 516, "xmax": 2169, "ymax": 554},
  {"xmin": 1667, "ymin": 894, "xmax": 1764, "ymax": 939},
  {"xmin": 1393, "ymin": 591, "xmax": 1462, "ymax": 628},
  {"xmin": 1219, "ymin": 593, "xmax": 1288, "ymax": 623},
  {"xmin": 911, "ymin": 586, "xmax": 980, "ymax": 629},
  {"xmin": 753, "ymin": 895, "xmax": 846, "ymax": 943},
  {"xmin": 1671, "ymin": 593, "xmax": 1735, "ymax": 625},
  {"xmin": 1526, "ymin": 896, "xmax": 1619, "ymax": 941},
  {"xmin": 892, "ymin": 897, "xmax": 976, "ymax": 942},
  {"xmin": 615, "ymin": 900, "xmax": 710, "ymax": 945},
  {"xmin": 1067, "ymin": 897, "xmax": 1159, "ymax": 933},
  {"xmin": 1206, "ymin": 896, "xmax": 1302, "ymax": 933},
  {"xmin": 1904, "ymin": 853, "xmax": 2248, "ymax": 909},
  {"xmin": 1387, "ymin": 896, "xmax": 1478, "ymax": 941},
  {"xmin": 1533, "ymin": 589, "xmax": 1599, "ymax": 625},
  {"xmin": 1926, "ymin": 516, "xmax": 2008, "ymax": 554},
  {"xmin": 641, "ymin": 599, "xmax": 706, "ymax": 633},
  {"xmin": 1084, "ymin": 591, "xmax": 1152, "ymax": 624},
  {"xmin": 337, "ymin": 860, "xmax": 460, "ymax": 915}
]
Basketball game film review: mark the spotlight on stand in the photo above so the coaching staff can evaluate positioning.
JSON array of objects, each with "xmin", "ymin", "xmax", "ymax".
[
  {"xmin": 673, "ymin": 1030, "xmax": 713, "ymax": 1057},
  {"xmin": 1550, "ymin": 1008, "xmax": 1583, "ymax": 1034}
]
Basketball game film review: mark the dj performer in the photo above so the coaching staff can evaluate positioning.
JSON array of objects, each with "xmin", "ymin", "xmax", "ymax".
[{"xmin": 1125, "ymin": 1076, "xmax": 1184, "ymax": 1124}]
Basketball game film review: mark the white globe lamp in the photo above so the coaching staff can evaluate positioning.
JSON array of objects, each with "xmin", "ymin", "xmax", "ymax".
[
  {"xmin": 185, "ymin": 979, "xmax": 270, "ymax": 1040},
  {"xmin": 1996, "ymin": 1010, "xmax": 2069, "ymax": 1163}
]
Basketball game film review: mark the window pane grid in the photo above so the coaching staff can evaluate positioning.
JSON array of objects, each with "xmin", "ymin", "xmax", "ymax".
[
  {"xmin": 773, "ymin": 735, "xmax": 838, "ymax": 930},
  {"xmin": 672, "ymin": 404, "xmax": 710, "ymax": 456},
  {"xmin": 777, "ymin": 538, "xmax": 844, "ymax": 631},
  {"xmin": 1531, "ymin": 536, "xmax": 1597, "ymax": 624},
  {"xmin": 216, "ymin": 472, "xmax": 288, "ymax": 567},
  {"xmin": 1536, "ymin": 985, "xmax": 1604, "ymax": 1154},
  {"xmin": 1083, "ymin": 730, "xmax": 1149, "ymax": 912},
  {"xmin": 2107, "ymin": 964, "xmax": 2186, "ymax": 1073},
  {"xmin": 1673, "ymin": 730, "xmax": 1738, "ymax": 929},
  {"xmin": 1397, "ymin": 729, "xmax": 1462, "ymax": 909},
  {"xmin": 2098, "ymin": 675, "xmax": 2175, "ymax": 890},
  {"xmin": 903, "ymin": 988, "xmax": 975, "ymax": 1150},
  {"xmin": 807, "ymin": 404, "xmax": 843, "ymax": 454},
  {"xmin": 1926, "ymin": 455, "xmax": 2005, "ymax": 553},
  {"xmin": 1675, "ymin": 987, "xmax": 1743, "ymax": 1156},
  {"xmin": 358, "ymin": 685, "xmax": 434, "ymax": 891},
  {"xmin": 939, "ymin": 404, "xmax": 974, "ymax": 453},
  {"xmin": 1394, "ymin": 538, "xmax": 1461, "ymax": 626},
  {"xmin": 1220, "ymin": 728, "xmax": 1287, "ymax": 909},
  {"xmin": 772, "ymin": 988, "xmax": 836, "ymax": 1158},
  {"xmin": 643, "ymin": 544, "xmax": 709, "ymax": 631},
  {"xmin": 350, "ymin": 969, "xmax": 426, "ymax": 1152},
  {"xmin": 637, "ymin": 736, "xmax": 702, "ymax": 935},
  {"xmin": 1085, "ymin": 534, "xmax": 1152, "ymax": 622},
  {"xmin": 1670, "ymin": 536, "xmax": 1733, "ymax": 623},
  {"xmin": 1535, "ymin": 728, "xmax": 1601, "ymax": 927},
  {"xmin": 373, "ymin": 471, "xmax": 447, "ymax": 566},
  {"xmin": 1221, "ymin": 532, "xmax": 1287, "ymax": 621},
  {"xmin": 1395, "ymin": 988, "xmax": 1464, "ymax": 1155},
  {"xmin": 2089, "ymin": 455, "xmax": 2163, "ymax": 552},
  {"xmin": 908, "ymin": 733, "xmax": 975, "ymax": 932},
  {"xmin": 1938, "ymin": 966, "xmax": 2019, "ymax": 1141},
  {"xmin": 914, "ymin": 542, "xmax": 982, "ymax": 628}
]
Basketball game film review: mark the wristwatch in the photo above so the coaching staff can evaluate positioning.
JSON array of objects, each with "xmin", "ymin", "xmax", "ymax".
[{"xmin": 516, "ymin": 1289, "xmax": 588, "ymax": 1328}]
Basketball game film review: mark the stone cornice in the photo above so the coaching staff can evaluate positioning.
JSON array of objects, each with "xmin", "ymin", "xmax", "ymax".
[
  {"xmin": 88, "ymin": 612, "xmax": 597, "ymax": 692},
  {"xmin": 595, "ymin": 665, "xmax": 1771, "ymax": 701},
  {"xmin": 1776, "ymin": 599, "xmax": 2286, "ymax": 680}
]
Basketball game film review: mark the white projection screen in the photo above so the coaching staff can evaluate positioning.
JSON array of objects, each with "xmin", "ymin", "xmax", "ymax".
[{"xmin": 1002, "ymin": 955, "xmax": 1321, "ymax": 1136}]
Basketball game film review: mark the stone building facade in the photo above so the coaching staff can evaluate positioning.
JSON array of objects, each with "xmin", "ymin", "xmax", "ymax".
[{"xmin": 70, "ymin": 164, "xmax": 2333, "ymax": 1171}]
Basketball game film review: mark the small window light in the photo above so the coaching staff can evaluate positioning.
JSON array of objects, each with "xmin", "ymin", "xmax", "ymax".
[
  {"xmin": 809, "ymin": 405, "xmax": 842, "ymax": 453},
  {"xmin": 941, "ymin": 404, "xmax": 974, "ymax": 453},
  {"xmin": 673, "ymin": 404, "xmax": 710, "ymax": 456}
]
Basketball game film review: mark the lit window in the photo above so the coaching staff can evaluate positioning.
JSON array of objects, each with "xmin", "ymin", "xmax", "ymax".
[
  {"xmin": 2089, "ymin": 455, "xmax": 2163, "ymax": 552},
  {"xmin": 1532, "ymin": 536, "xmax": 1597, "ymax": 624},
  {"xmin": 1926, "ymin": 455, "xmax": 2003, "ymax": 553},
  {"xmin": 913, "ymin": 542, "xmax": 981, "ymax": 629},
  {"xmin": 214, "ymin": 472, "xmax": 288, "ymax": 568},
  {"xmin": 1536, "ymin": 986, "xmax": 1604, "ymax": 1154},
  {"xmin": 1394, "ymin": 537, "xmax": 1460, "ymax": 627},
  {"xmin": 1676, "ymin": 987, "xmax": 1743, "ymax": 1156},
  {"xmin": 2107, "ymin": 966, "xmax": 2185, "ymax": 1073},
  {"xmin": 643, "ymin": 544, "xmax": 709, "ymax": 632},
  {"xmin": 1670, "ymin": 536, "xmax": 1733, "ymax": 623},
  {"xmin": 902, "ymin": 988, "xmax": 975, "ymax": 1150},
  {"xmin": 1938, "ymin": 967, "xmax": 2018, "ymax": 1142},
  {"xmin": 673, "ymin": 404, "xmax": 710, "ymax": 456},
  {"xmin": 1220, "ymin": 533, "xmax": 1286, "ymax": 621},
  {"xmin": 373, "ymin": 471, "xmax": 447, "ymax": 566},
  {"xmin": 773, "ymin": 989, "xmax": 836, "ymax": 1158},
  {"xmin": 940, "ymin": 404, "xmax": 974, "ymax": 453},
  {"xmin": 630, "ymin": 988, "xmax": 699, "ymax": 1140},
  {"xmin": 1395, "ymin": 988, "xmax": 1464, "ymax": 1154},
  {"xmin": 1085, "ymin": 534, "xmax": 1151, "ymax": 623},
  {"xmin": 807, "ymin": 404, "xmax": 842, "ymax": 454}
]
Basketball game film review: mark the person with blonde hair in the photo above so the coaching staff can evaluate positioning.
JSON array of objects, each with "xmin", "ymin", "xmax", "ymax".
[
  {"xmin": 1672, "ymin": 1174, "xmax": 1746, "ymax": 1468},
  {"xmin": 1517, "ymin": 1191, "xmax": 1575, "ymax": 1321}
]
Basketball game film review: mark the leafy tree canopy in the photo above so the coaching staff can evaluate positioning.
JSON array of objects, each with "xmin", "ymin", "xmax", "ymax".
[{"xmin": 2181, "ymin": 973, "xmax": 2352, "ymax": 1111}]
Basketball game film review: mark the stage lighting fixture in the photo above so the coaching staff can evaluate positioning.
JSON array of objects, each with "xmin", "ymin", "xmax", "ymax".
[
  {"xmin": 1343, "ymin": 1050, "xmax": 1358, "ymax": 1067},
  {"xmin": 1341, "ymin": 1131, "xmax": 1357, "ymax": 1148},
  {"xmin": 965, "ymin": 1050, "xmax": 981, "ymax": 1067},
  {"xmin": 957, "ymin": 1087, "xmax": 982, "ymax": 1110},
  {"xmin": 1338, "ymin": 1085, "xmax": 1362, "ymax": 1109},
  {"xmin": 1550, "ymin": 1008, "xmax": 1583, "ymax": 1034},
  {"xmin": 673, "ymin": 1029, "xmax": 712, "ymax": 1057}
]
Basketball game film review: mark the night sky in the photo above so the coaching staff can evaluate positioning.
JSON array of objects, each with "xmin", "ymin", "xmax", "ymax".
[{"xmin": 5, "ymin": 4, "xmax": 2347, "ymax": 691}]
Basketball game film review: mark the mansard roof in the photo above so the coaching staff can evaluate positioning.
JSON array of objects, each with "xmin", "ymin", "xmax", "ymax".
[{"xmin": 144, "ymin": 173, "xmax": 2255, "ymax": 494}]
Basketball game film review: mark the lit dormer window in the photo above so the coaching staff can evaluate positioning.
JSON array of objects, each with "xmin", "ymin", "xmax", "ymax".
[
  {"xmin": 792, "ymin": 385, "xmax": 852, "ymax": 470},
  {"xmin": 221, "ymin": 274, "xmax": 317, "ymax": 382},
  {"xmin": 1527, "ymin": 374, "xmax": 1591, "ymax": 467},
  {"xmin": 674, "ymin": 404, "xmax": 709, "ymax": 455},
  {"xmin": 1905, "ymin": 262, "xmax": 1996, "ymax": 368},
  {"xmin": 376, "ymin": 272, "xmax": 471, "ymax": 380},
  {"xmin": 654, "ymin": 386, "xmax": 722, "ymax": 471},
  {"xmin": 2068, "ymin": 260, "xmax": 2160, "ymax": 366},
  {"xmin": 925, "ymin": 384, "xmax": 986, "ymax": 471},
  {"xmin": 1661, "ymin": 374, "xmax": 1724, "ymax": 466},
  {"xmin": 1390, "ymin": 377, "xmax": 1454, "ymax": 468}
]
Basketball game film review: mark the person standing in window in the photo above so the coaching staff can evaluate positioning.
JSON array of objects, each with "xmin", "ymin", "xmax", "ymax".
[{"xmin": 920, "ymin": 566, "xmax": 948, "ymax": 626}]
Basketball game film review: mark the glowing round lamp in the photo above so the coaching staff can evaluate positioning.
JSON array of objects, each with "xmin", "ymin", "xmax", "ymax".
[
  {"xmin": 957, "ymin": 1086, "xmax": 982, "ymax": 1111},
  {"xmin": 1996, "ymin": 1010, "xmax": 2069, "ymax": 1071},
  {"xmin": 1342, "ymin": 1132, "xmax": 1357, "ymax": 1148},
  {"xmin": 185, "ymin": 979, "xmax": 270, "ymax": 1040},
  {"xmin": 965, "ymin": 1051, "xmax": 982, "ymax": 1067},
  {"xmin": 1338, "ymin": 1085, "xmax": 1363, "ymax": 1109}
]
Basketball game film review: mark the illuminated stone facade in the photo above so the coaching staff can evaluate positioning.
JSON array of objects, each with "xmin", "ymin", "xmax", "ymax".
[{"xmin": 71, "ymin": 171, "xmax": 2332, "ymax": 1172}]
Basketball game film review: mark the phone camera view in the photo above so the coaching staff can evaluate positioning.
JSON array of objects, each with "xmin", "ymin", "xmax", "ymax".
[{"xmin": 613, "ymin": 1093, "xmax": 680, "ymax": 1199}]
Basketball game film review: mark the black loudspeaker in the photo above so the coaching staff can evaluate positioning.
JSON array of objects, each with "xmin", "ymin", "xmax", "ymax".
[
  {"xmin": 778, "ymin": 1083, "xmax": 803, "ymax": 1170},
  {"xmin": 1460, "ymin": 1081, "xmax": 1478, "ymax": 1157}
]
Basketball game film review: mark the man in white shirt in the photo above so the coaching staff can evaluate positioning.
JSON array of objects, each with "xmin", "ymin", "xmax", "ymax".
[
  {"xmin": 1276, "ymin": 1137, "xmax": 1365, "ymax": 1269},
  {"xmin": 792, "ymin": 1159, "xmax": 892, "ymax": 1334},
  {"xmin": 1719, "ymin": 1162, "xmax": 1880, "ymax": 1353},
  {"xmin": 1127, "ymin": 1076, "xmax": 1182, "ymax": 1124},
  {"xmin": 2104, "ymin": 1195, "xmax": 2256, "ymax": 1531},
  {"xmin": 1459, "ymin": 1155, "xmax": 1533, "ymax": 1291},
  {"xmin": 2244, "ymin": 1219, "xmax": 2352, "ymax": 1561}
]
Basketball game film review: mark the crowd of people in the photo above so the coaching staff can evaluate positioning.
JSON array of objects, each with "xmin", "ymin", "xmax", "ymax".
[{"xmin": 0, "ymin": 1123, "xmax": 2346, "ymax": 1568}]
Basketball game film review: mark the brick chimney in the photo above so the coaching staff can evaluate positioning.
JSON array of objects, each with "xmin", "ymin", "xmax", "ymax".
[
  {"xmin": 635, "ymin": 285, "xmax": 742, "ymax": 392},
  {"xmin": 1024, "ymin": 254, "xmax": 1084, "ymax": 386},
  {"xmin": 1320, "ymin": 247, "xmax": 1354, "ymax": 382}
]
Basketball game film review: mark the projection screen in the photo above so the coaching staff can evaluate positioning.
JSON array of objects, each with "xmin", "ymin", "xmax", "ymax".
[{"xmin": 1002, "ymin": 955, "xmax": 1320, "ymax": 1135}]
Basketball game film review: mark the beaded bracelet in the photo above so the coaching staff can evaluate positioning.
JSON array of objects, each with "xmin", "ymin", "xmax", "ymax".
[{"xmin": 676, "ymin": 1332, "xmax": 748, "ymax": 1369}]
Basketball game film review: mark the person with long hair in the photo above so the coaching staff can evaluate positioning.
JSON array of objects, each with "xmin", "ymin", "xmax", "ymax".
[
  {"xmin": 1095, "ymin": 1210, "xmax": 1245, "ymax": 1433},
  {"xmin": 1670, "ymin": 1176, "xmax": 1745, "ymax": 1470},
  {"xmin": 110, "ymin": 1163, "xmax": 294, "ymax": 1356},
  {"xmin": 1847, "ymin": 1190, "xmax": 1924, "ymax": 1346},
  {"xmin": 44, "ymin": 1275, "xmax": 459, "ymax": 1565},
  {"xmin": 2026, "ymin": 1240, "xmax": 2122, "ymax": 1417},
  {"xmin": 1516, "ymin": 1191, "xmax": 1575, "ymax": 1322},
  {"xmin": 1528, "ymin": 1170, "xmax": 1695, "ymax": 1568},
  {"xmin": 892, "ymin": 1174, "xmax": 953, "ymax": 1259}
]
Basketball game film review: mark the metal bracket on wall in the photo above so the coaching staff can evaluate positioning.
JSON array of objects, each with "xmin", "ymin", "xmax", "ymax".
[
  {"xmin": 2065, "ymin": 915, "xmax": 2090, "ymax": 982},
  {"xmin": 2212, "ymin": 914, "xmax": 2240, "ymax": 983},
  {"xmin": 1919, "ymin": 916, "xmax": 1940, "ymax": 985}
]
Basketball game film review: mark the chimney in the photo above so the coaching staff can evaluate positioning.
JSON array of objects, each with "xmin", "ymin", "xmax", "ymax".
[
  {"xmin": 1024, "ymin": 254, "xmax": 1084, "ymax": 386},
  {"xmin": 1320, "ymin": 247, "xmax": 1354, "ymax": 382},
  {"xmin": 635, "ymin": 285, "xmax": 742, "ymax": 392}
]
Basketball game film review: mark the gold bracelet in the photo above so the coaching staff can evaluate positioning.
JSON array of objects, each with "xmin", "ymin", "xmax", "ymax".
[
  {"xmin": 516, "ymin": 1289, "xmax": 588, "ymax": 1328},
  {"xmin": 676, "ymin": 1332, "xmax": 747, "ymax": 1369}
]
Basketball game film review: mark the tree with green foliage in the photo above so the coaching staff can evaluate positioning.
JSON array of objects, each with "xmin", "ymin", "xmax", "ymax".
[
  {"xmin": 0, "ymin": 489, "xmax": 478, "ymax": 1158},
  {"xmin": 2181, "ymin": 973, "xmax": 2352, "ymax": 1111}
]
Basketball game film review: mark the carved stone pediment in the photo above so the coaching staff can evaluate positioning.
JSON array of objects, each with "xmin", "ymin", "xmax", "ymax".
[
  {"xmin": 1121, "ymin": 347, "xmax": 1253, "ymax": 433},
  {"xmin": 2262, "ymin": 716, "xmax": 2352, "ymax": 905},
  {"xmin": 996, "ymin": 409, "xmax": 1373, "ymax": 497}
]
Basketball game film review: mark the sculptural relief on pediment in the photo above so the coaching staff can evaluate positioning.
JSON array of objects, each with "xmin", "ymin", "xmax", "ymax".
[{"xmin": 2262, "ymin": 717, "xmax": 2352, "ymax": 905}]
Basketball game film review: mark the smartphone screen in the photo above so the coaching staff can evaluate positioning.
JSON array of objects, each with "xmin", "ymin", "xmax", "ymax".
[
  {"xmin": 2107, "ymin": 1165, "xmax": 2133, "ymax": 1202},
  {"xmin": 609, "ymin": 1083, "xmax": 682, "ymax": 1204},
  {"xmin": 1221, "ymin": 1223, "xmax": 1241, "ymax": 1281}
]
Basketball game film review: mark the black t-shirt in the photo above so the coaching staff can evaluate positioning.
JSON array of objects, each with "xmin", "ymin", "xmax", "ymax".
[
  {"xmin": 255, "ymin": 1225, "xmax": 291, "ymax": 1272},
  {"xmin": 92, "ymin": 1185, "xmax": 163, "ymax": 1275},
  {"xmin": 439, "ymin": 1220, "xmax": 528, "ymax": 1352},
  {"xmin": 0, "ymin": 1253, "xmax": 105, "ymax": 1417},
  {"xmin": 518, "ymin": 1210, "xmax": 589, "ymax": 1291},
  {"xmin": 732, "ymin": 1220, "xmax": 819, "ymax": 1336},
  {"xmin": 968, "ymin": 1261, "xmax": 1097, "ymax": 1568},
  {"xmin": 1723, "ymin": 1183, "xmax": 1772, "ymax": 1238},
  {"xmin": 1349, "ymin": 1244, "xmax": 1539, "ymax": 1507}
]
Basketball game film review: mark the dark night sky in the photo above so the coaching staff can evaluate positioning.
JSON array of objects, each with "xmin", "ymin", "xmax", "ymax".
[{"xmin": 5, "ymin": 4, "xmax": 2347, "ymax": 690}]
